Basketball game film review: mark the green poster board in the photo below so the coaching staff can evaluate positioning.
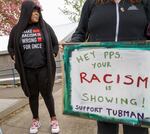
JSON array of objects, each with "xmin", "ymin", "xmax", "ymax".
[{"xmin": 63, "ymin": 41, "xmax": 150, "ymax": 128}]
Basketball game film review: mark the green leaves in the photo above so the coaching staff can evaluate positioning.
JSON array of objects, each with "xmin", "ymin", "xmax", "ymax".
[{"xmin": 60, "ymin": 0, "xmax": 85, "ymax": 22}]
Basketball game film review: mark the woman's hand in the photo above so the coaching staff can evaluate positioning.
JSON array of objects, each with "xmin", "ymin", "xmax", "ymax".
[
  {"xmin": 12, "ymin": 55, "xmax": 15, "ymax": 63},
  {"xmin": 59, "ymin": 41, "xmax": 66, "ymax": 52},
  {"xmin": 53, "ymin": 53, "xmax": 57, "ymax": 57}
]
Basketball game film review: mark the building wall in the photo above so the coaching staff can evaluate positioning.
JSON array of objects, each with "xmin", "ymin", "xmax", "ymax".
[
  {"xmin": 0, "ymin": 52, "xmax": 17, "ymax": 84},
  {"xmin": 0, "ymin": 52, "xmax": 14, "ymax": 70}
]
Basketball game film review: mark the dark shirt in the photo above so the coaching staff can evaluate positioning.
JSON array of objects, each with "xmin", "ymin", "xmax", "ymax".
[
  {"xmin": 20, "ymin": 23, "xmax": 46, "ymax": 68},
  {"xmin": 71, "ymin": 0, "xmax": 149, "ymax": 42}
]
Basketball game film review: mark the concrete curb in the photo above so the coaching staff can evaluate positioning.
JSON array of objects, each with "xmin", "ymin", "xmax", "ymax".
[{"xmin": 0, "ymin": 99, "xmax": 28, "ymax": 124}]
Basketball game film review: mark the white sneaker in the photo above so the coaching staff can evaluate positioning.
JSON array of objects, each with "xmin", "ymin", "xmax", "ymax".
[
  {"xmin": 30, "ymin": 119, "xmax": 41, "ymax": 134},
  {"xmin": 50, "ymin": 119, "xmax": 60, "ymax": 133}
]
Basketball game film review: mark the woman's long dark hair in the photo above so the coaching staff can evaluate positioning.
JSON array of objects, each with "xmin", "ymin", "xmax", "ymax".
[{"xmin": 96, "ymin": 0, "xmax": 141, "ymax": 4}]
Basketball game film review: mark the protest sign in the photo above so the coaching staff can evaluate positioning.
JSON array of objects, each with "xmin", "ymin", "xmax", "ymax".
[{"xmin": 63, "ymin": 42, "xmax": 150, "ymax": 127}]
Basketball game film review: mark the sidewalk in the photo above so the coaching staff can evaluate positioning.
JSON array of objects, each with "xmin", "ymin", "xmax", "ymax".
[
  {"xmin": 0, "ymin": 81, "xmax": 148, "ymax": 134},
  {"xmin": 0, "ymin": 82, "xmax": 97, "ymax": 134}
]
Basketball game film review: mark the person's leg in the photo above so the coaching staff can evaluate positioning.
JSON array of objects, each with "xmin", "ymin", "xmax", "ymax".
[
  {"xmin": 41, "ymin": 91, "xmax": 56, "ymax": 118},
  {"xmin": 29, "ymin": 95, "xmax": 41, "ymax": 133},
  {"xmin": 25, "ymin": 68, "xmax": 39, "ymax": 119},
  {"xmin": 123, "ymin": 125, "xmax": 148, "ymax": 134},
  {"xmin": 25, "ymin": 68, "xmax": 40, "ymax": 133},
  {"xmin": 97, "ymin": 121, "xmax": 118, "ymax": 134},
  {"xmin": 38, "ymin": 66, "xmax": 59, "ymax": 133},
  {"xmin": 29, "ymin": 95, "xmax": 39, "ymax": 119},
  {"xmin": 38, "ymin": 66, "xmax": 56, "ymax": 118}
]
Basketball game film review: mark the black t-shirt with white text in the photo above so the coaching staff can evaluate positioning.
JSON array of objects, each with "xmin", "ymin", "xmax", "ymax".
[{"xmin": 20, "ymin": 23, "xmax": 46, "ymax": 68}]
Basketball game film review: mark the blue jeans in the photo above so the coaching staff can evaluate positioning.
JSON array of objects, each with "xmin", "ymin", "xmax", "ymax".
[{"xmin": 97, "ymin": 121, "xmax": 148, "ymax": 134}]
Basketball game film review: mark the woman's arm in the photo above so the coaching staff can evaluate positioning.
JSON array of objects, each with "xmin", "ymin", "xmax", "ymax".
[
  {"xmin": 71, "ymin": 0, "xmax": 95, "ymax": 42},
  {"xmin": 49, "ymin": 26, "xmax": 59, "ymax": 57},
  {"xmin": 8, "ymin": 27, "xmax": 15, "ymax": 60},
  {"xmin": 143, "ymin": 0, "xmax": 150, "ymax": 38}
]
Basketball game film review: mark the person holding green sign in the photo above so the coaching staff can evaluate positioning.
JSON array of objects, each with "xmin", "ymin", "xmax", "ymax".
[{"xmin": 71, "ymin": 0, "xmax": 150, "ymax": 134}]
